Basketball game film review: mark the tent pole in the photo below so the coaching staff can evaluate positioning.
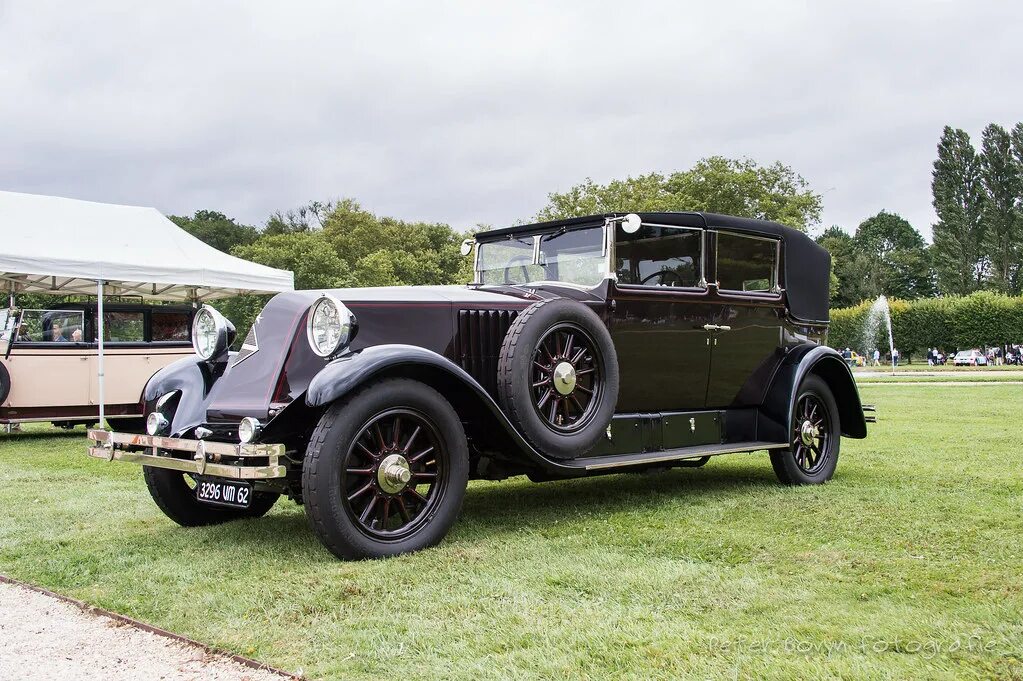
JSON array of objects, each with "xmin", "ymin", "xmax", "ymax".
[{"xmin": 97, "ymin": 279, "xmax": 105, "ymax": 430}]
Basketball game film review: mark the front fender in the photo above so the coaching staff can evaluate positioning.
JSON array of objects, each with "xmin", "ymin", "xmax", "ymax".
[
  {"xmin": 762, "ymin": 345, "xmax": 867, "ymax": 441},
  {"xmin": 307, "ymin": 345, "xmax": 492, "ymax": 409},
  {"xmin": 142, "ymin": 354, "xmax": 219, "ymax": 437},
  {"xmin": 305, "ymin": 344, "xmax": 571, "ymax": 471}
]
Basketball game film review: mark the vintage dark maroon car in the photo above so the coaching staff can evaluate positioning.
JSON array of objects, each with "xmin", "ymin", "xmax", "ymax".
[{"xmin": 88, "ymin": 212, "xmax": 873, "ymax": 559}]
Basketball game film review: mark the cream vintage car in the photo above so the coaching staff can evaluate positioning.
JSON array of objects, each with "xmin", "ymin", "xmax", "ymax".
[{"xmin": 1, "ymin": 302, "xmax": 195, "ymax": 429}]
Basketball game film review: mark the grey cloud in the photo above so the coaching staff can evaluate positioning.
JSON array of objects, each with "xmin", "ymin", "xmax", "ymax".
[{"xmin": 1, "ymin": 1, "xmax": 1020, "ymax": 237}]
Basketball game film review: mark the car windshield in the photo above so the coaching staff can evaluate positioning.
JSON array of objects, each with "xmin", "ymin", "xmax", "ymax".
[{"xmin": 477, "ymin": 226, "xmax": 607, "ymax": 287}]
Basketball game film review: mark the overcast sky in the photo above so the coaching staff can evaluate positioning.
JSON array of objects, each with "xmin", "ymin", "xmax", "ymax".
[{"xmin": 1, "ymin": 1, "xmax": 1020, "ymax": 239}]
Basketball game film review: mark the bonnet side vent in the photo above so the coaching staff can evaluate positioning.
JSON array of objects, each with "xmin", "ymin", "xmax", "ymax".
[{"xmin": 456, "ymin": 309, "xmax": 518, "ymax": 397}]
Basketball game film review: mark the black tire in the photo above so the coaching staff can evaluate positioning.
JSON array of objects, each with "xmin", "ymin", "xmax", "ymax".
[
  {"xmin": 770, "ymin": 375, "xmax": 841, "ymax": 485},
  {"xmin": 302, "ymin": 378, "xmax": 469, "ymax": 560},
  {"xmin": 0, "ymin": 363, "xmax": 10, "ymax": 404},
  {"xmin": 143, "ymin": 467, "xmax": 279, "ymax": 527},
  {"xmin": 496, "ymin": 298, "xmax": 619, "ymax": 459}
]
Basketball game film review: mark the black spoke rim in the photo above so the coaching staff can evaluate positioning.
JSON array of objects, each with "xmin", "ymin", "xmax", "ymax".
[
  {"xmin": 341, "ymin": 408, "xmax": 446, "ymax": 541},
  {"xmin": 530, "ymin": 323, "xmax": 603, "ymax": 433},
  {"xmin": 791, "ymin": 393, "xmax": 831, "ymax": 474}
]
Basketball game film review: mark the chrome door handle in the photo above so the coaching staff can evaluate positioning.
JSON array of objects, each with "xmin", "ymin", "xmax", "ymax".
[{"xmin": 703, "ymin": 324, "xmax": 732, "ymax": 331}]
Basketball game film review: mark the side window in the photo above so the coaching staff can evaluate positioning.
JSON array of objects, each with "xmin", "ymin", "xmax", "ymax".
[
  {"xmin": 16, "ymin": 310, "xmax": 85, "ymax": 342},
  {"xmin": 615, "ymin": 224, "xmax": 703, "ymax": 288},
  {"xmin": 151, "ymin": 311, "xmax": 191, "ymax": 341},
  {"xmin": 716, "ymin": 233, "xmax": 778, "ymax": 293},
  {"xmin": 102, "ymin": 311, "xmax": 145, "ymax": 342}
]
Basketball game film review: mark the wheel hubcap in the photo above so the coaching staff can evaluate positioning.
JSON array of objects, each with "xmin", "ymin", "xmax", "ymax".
[
  {"xmin": 799, "ymin": 420, "xmax": 819, "ymax": 446},
  {"xmin": 377, "ymin": 453, "xmax": 412, "ymax": 493},
  {"xmin": 553, "ymin": 361, "xmax": 576, "ymax": 395}
]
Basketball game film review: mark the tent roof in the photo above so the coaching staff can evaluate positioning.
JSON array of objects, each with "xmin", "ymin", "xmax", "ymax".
[{"xmin": 0, "ymin": 191, "xmax": 294, "ymax": 301}]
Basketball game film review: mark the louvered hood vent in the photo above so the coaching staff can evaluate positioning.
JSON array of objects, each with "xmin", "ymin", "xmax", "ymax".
[{"xmin": 455, "ymin": 309, "xmax": 518, "ymax": 397}]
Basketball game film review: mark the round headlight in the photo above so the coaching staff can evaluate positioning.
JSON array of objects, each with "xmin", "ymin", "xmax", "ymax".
[
  {"xmin": 192, "ymin": 307, "xmax": 219, "ymax": 360},
  {"xmin": 307, "ymin": 295, "xmax": 355, "ymax": 358},
  {"xmin": 146, "ymin": 411, "xmax": 169, "ymax": 436},
  {"xmin": 191, "ymin": 305, "xmax": 233, "ymax": 361},
  {"xmin": 238, "ymin": 417, "xmax": 261, "ymax": 444}
]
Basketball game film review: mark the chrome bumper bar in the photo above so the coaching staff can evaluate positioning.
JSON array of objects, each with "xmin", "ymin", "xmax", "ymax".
[
  {"xmin": 862, "ymin": 404, "xmax": 877, "ymax": 423},
  {"xmin": 86, "ymin": 430, "xmax": 287, "ymax": 480}
]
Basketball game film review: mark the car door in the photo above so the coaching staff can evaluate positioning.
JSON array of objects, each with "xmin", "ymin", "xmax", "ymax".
[
  {"xmin": 704, "ymin": 231, "xmax": 786, "ymax": 408},
  {"xmin": 609, "ymin": 220, "xmax": 716, "ymax": 412}
]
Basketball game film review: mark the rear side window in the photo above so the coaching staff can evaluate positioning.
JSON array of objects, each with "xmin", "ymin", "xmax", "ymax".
[
  {"xmin": 102, "ymin": 311, "xmax": 144, "ymax": 342},
  {"xmin": 716, "ymin": 233, "xmax": 778, "ymax": 293},
  {"xmin": 152, "ymin": 311, "xmax": 191, "ymax": 341}
]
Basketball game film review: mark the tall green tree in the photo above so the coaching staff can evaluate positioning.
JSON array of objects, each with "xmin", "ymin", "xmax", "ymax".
[
  {"xmin": 537, "ymin": 157, "xmax": 822, "ymax": 231},
  {"xmin": 853, "ymin": 210, "xmax": 934, "ymax": 300},
  {"xmin": 979, "ymin": 123, "xmax": 1021, "ymax": 293},
  {"xmin": 931, "ymin": 126, "xmax": 986, "ymax": 295},
  {"xmin": 1010, "ymin": 121, "xmax": 1023, "ymax": 292},
  {"xmin": 169, "ymin": 210, "xmax": 259, "ymax": 254},
  {"xmin": 816, "ymin": 226, "xmax": 870, "ymax": 307}
]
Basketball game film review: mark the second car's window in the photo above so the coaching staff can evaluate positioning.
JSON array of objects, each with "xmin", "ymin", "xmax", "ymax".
[
  {"xmin": 615, "ymin": 224, "xmax": 703, "ymax": 288},
  {"xmin": 716, "ymin": 232, "xmax": 778, "ymax": 293},
  {"xmin": 152, "ymin": 311, "xmax": 191, "ymax": 341},
  {"xmin": 102, "ymin": 311, "xmax": 145, "ymax": 342}
]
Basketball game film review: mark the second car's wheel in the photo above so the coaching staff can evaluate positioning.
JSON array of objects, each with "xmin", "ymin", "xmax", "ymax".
[
  {"xmin": 142, "ymin": 467, "xmax": 279, "ymax": 526},
  {"xmin": 302, "ymin": 378, "xmax": 469, "ymax": 560},
  {"xmin": 0, "ymin": 363, "xmax": 10, "ymax": 405},
  {"xmin": 497, "ymin": 298, "xmax": 619, "ymax": 459},
  {"xmin": 769, "ymin": 374, "xmax": 841, "ymax": 485}
]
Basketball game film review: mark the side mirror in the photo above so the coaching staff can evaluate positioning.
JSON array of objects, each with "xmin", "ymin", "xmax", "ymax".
[
  {"xmin": 460, "ymin": 239, "xmax": 475, "ymax": 256},
  {"xmin": 621, "ymin": 213, "xmax": 642, "ymax": 234}
]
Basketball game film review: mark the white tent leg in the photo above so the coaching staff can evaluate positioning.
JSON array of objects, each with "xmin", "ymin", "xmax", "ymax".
[{"xmin": 97, "ymin": 279, "xmax": 105, "ymax": 430}]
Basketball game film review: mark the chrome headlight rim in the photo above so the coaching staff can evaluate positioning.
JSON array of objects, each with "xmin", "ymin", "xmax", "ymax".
[
  {"xmin": 146, "ymin": 411, "xmax": 169, "ymax": 436},
  {"xmin": 238, "ymin": 417, "xmax": 262, "ymax": 444},
  {"xmin": 191, "ymin": 305, "xmax": 229, "ymax": 361},
  {"xmin": 306, "ymin": 294, "xmax": 355, "ymax": 358}
]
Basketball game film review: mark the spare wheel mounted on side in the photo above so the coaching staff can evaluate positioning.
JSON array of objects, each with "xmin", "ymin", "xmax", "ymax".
[{"xmin": 497, "ymin": 298, "xmax": 619, "ymax": 459}]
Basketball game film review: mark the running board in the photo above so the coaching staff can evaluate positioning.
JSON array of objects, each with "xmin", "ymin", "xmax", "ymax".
[{"xmin": 566, "ymin": 441, "xmax": 789, "ymax": 472}]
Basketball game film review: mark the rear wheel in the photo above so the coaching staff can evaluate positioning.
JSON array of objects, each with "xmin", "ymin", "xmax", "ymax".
[
  {"xmin": 143, "ymin": 467, "xmax": 279, "ymax": 526},
  {"xmin": 302, "ymin": 378, "xmax": 469, "ymax": 560},
  {"xmin": 770, "ymin": 375, "xmax": 840, "ymax": 485}
]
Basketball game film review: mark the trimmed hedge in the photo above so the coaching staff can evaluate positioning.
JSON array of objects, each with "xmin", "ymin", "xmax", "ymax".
[{"xmin": 829, "ymin": 292, "xmax": 1023, "ymax": 356}]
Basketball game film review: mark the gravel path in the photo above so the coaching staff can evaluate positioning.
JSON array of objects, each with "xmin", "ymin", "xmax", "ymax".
[{"xmin": 0, "ymin": 580, "xmax": 295, "ymax": 681}]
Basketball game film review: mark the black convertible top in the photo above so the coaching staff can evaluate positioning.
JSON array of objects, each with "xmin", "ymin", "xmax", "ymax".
[{"xmin": 477, "ymin": 211, "xmax": 831, "ymax": 324}]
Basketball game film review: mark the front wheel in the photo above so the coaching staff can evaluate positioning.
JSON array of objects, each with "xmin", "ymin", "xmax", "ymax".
[
  {"xmin": 302, "ymin": 378, "xmax": 469, "ymax": 560},
  {"xmin": 143, "ymin": 467, "xmax": 279, "ymax": 526},
  {"xmin": 769, "ymin": 375, "xmax": 840, "ymax": 485}
]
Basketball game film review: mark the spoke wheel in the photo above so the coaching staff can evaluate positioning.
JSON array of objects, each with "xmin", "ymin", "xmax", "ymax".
[
  {"xmin": 529, "ymin": 323, "xmax": 603, "ymax": 433},
  {"xmin": 342, "ymin": 408, "xmax": 445, "ymax": 541},
  {"xmin": 791, "ymin": 393, "xmax": 831, "ymax": 474},
  {"xmin": 770, "ymin": 375, "xmax": 841, "ymax": 486}
]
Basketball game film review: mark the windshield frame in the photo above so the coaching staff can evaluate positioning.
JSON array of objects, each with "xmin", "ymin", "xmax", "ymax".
[{"xmin": 474, "ymin": 221, "xmax": 611, "ymax": 290}]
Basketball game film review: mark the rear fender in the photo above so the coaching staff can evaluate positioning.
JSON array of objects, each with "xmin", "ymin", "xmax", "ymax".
[{"xmin": 762, "ymin": 345, "xmax": 867, "ymax": 440}]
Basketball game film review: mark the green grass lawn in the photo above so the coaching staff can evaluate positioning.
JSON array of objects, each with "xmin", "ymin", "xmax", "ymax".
[
  {"xmin": 2, "ymin": 385, "xmax": 1022, "ymax": 679},
  {"xmin": 856, "ymin": 373, "xmax": 1023, "ymax": 384},
  {"xmin": 854, "ymin": 363, "xmax": 1023, "ymax": 372}
]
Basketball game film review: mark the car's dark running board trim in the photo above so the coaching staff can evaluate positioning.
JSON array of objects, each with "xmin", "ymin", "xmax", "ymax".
[{"xmin": 568, "ymin": 441, "xmax": 790, "ymax": 471}]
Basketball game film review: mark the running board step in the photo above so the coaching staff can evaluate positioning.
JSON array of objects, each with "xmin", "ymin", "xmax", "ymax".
[{"xmin": 566, "ymin": 441, "xmax": 789, "ymax": 471}]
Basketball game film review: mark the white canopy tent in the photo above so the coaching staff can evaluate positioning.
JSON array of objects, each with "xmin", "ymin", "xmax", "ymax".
[{"xmin": 0, "ymin": 190, "xmax": 295, "ymax": 426}]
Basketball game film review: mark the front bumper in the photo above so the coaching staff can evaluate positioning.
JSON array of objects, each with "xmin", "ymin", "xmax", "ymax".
[{"xmin": 87, "ymin": 430, "xmax": 287, "ymax": 480}]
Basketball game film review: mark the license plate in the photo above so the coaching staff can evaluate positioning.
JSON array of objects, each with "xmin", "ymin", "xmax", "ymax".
[{"xmin": 195, "ymin": 478, "xmax": 252, "ymax": 509}]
